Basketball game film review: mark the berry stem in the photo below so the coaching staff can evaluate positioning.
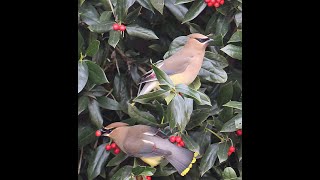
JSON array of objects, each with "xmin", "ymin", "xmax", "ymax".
[
  {"xmin": 205, "ymin": 128, "xmax": 224, "ymax": 142},
  {"xmin": 161, "ymin": 116, "xmax": 164, "ymax": 124},
  {"xmin": 107, "ymin": 0, "xmax": 115, "ymax": 20},
  {"xmin": 228, "ymin": 138, "xmax": 234, "ymax": 147}
]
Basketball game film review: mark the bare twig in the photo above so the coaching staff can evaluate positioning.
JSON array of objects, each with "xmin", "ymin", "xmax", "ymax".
[
  {"xmin": 78, "ymin": 146, "xmax": 83, "ymax": 175},
  {"xmin": 138, "ymin": 66, "xmax": 147, "ymax": 74}
]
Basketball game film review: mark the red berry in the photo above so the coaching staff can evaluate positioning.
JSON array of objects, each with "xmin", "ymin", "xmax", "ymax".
[
  {"xmin": 177, "ymin": 143, "xmax": 183, "ymax": 147},
  {"xmin": 210, "ymin": 0, "xmax": 216, "ymax": 3},
  {"xmin": 95, "ymin": 130, "xmax": 101, "ymax": 137},
  {"xmin": 146, "ymin": 176, "xmax": 152, "ymax": 180},
  {"xmin": 178, "ymin": 141, "xmax": 185, "ymax": 147},
  {"xmin": 220, "ymin": 0, "xmax": 224, "ymax": 5},
  {"xmin": 114, "ymin": 148, "xmax": 120, "ymax": 154},
  {"xmin": 119, "ymin": 25, "xmax": 126, "ymax": 31},
  {"xmin": 227, "ymin": 151, "xmax": 232, "ymax": 156},
  {"xmin": 216, "ymin": 0, "xmax": 221, "ymax": 2},
  {"xmin": 169, "ymin": 136, "xmax": 176, "ymax": 143},
  {"xmin": 175, "ymin": 136, "xmax": 182, "ymax": 143},
  {"xmin": 113, "ymin": 23, "xmax": 120, "ymax": 31},
  {"xmin": 111, "ymin": 143, "xmax": 117, "ymax": 149},
  {"xmin": 207, "ymin": 2, "xmax": 213, "ymax": 6},
  {"xmin": 205, "ymin": 0, "xmax": 210, "ymax": 3},
  {"xmin": 229, "ymin": 146, "xmax": 236, "ymax": 153},
  {"xmin": 105, "ymin": 145, "xmax": 112, "ymax": 151},
  {"xmin": 236, "ymin": 129, "xmax": 242, "ymax": 136},
  {"xmin": 214, "ymin": 3, "xmax": 220, "ymax": 8}
]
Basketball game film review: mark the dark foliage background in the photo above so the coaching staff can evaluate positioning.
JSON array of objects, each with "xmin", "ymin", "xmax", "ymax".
[{"xmin": 78, "ymin": 0, "xmax": 242, "ymax": 179}]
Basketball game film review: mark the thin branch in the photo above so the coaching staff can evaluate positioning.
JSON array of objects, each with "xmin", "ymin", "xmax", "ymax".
[
  {"xmin": 78, "ymin": 146, "xmax": 83, "ymax": 175},
  {"xmin": 205, "ymin": 128, "xmax": 224, "ymax": 142}
]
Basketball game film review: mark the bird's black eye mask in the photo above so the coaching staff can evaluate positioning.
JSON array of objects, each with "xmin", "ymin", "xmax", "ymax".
[
  {"xmin": 101, "ymin": 127, "xmax": 115, "ymax": 134},
  {"xmin": 195, "ymin": 37, "xmax": 210, "ymax": 43}
]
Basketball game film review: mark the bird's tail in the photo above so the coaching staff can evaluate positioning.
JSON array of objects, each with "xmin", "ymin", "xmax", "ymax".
[
  {"xmin": 165, "ymin": 146, "xmax": 198, "ymax": 176},
  {"xmin": 138, "ymin": 81, "xmax": 158, "ymax": 96}
]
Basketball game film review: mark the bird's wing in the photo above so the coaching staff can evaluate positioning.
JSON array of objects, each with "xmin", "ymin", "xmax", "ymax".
[
  {"xmin": 139, "ymin": 51, "xmax": 192, "ymax": 84},
  {"xmin": 123, "ymin": 126, "xmax": 171, "ymax": 157}
]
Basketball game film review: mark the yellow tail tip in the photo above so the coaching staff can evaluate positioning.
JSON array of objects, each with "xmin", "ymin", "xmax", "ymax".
[{"xmin": 180, "ymin": 152, "xmax": 198, "ymax": 176}]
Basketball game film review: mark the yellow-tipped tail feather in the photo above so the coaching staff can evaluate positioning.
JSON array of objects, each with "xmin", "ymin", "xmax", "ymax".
[{"xmin": 180, "ymin": 152, "xmax": 199, "ymax": 176}]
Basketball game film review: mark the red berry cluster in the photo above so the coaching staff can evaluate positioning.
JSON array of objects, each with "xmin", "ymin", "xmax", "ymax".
[
  {"xmin": 227, "ymin": 146, "xmax": 236, "ymax": 156},
  {"xmin": 113, "ymin": 23, "xmax": 126, "ymax": 31},
  {"xmin": 169, "ymin": 136, "xmax": 185, "ymax": 147},
  {"xmin": 204, "ymin": 0, "xmax": 224, "ymax": 8},
  {"xmin": 236, "ymin": 129, "xmax": 242, "ymax": 136},
  {"xmin": 105, "ymin": 143, "xmax": 121, "ymax": 154},
  {"xmin": 146, "ymin": 176, "xmax": 152, "ymax": 180}
]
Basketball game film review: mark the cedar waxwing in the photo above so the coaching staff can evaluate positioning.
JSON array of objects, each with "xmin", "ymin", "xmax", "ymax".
[
  {"xmin": 138, "ymin": 33, "xmax": 213, "ymax": 95},
  {"xmin": 99, "ymin": 122, "xmax": 198, "ymax": 176}
]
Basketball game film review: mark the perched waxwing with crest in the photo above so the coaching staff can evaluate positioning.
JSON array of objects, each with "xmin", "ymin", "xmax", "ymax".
[
  {"xmin": 138, "ymin": 33, "xmax": 213, "ymax": 95},
  {"xmin": 98, "ymin": 122, "xmax": 198, "ymax": 176}
]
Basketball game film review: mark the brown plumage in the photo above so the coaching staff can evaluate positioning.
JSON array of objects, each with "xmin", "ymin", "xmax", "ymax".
[
  {"xmin": 138, "ymin": 33, "xmax": 213, "ymax": 95},
  {"xmin": 101, "ymin": 122, "xmax": 198, "ymax": 176}
]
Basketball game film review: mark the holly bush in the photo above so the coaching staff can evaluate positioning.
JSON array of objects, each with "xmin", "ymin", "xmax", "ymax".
[{"xmin": 78, "ymin": 0, "xmax": 242, "ymax": 179}]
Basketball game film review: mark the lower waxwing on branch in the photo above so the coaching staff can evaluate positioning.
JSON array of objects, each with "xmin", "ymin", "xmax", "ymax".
[
  {"xmin": 99, "ymin": 122, "xmax": 198, "ymax": 176},
  {"xmin": 138, "ymin": 33, "xmax": 213, "ymax": 95}
]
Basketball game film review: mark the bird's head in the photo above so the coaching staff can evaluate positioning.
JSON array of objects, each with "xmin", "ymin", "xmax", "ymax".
[
  {"xmin": 187, "ymin": 33, "xmax": 213, "ymax": 49},
  {"xmin": 98, "ymin": 122, "xmax": 129, "ymax": 139}
]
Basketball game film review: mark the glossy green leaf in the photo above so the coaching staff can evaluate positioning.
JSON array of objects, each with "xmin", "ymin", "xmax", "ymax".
[
  {"xmin": 79, "ymin": 2, "xmax": 100, "ymax": 25},
  {"xmin": 111, "ymin": 165, "xmax": 132, "ymax": 180},
  {"xmin": 228, "ymin": 30, "xmax": 242, "ymax": 43},
  {"xmin": 78, "ymin": 61, "xmax": 89, "ymax": 93},
  {"xmin": 204, "ymin": 51, "xmax": 229, "ymax": 69},
  {"xmin": 235, "ymin": 114, "xmax": 242, "ymax": 129},
  {"xmin": 150, "ymin": 0, "xmax": 164, "ymax": 14},
  {"xmin": 88, "ymin": 99, "xmax": 104, "ymax": 128},
  {"xmin": 235, "ymin": 12, "xmax": 242, "ymax": 28},
  {"xmin": 125, "ymin": 7, "xmax": 142, "ymax": 24},
  {"xmin": 113, "ymin": 74, "xmax": 129, "ymax": 116},
  {"xmin": 198, "ymin": 90, "xmax": 212, "ymax": 106},
  {"xmin": 126, "ymin": 24, "xmax": 159, "ymax": 40},
  {"xmin": 90, "ymin": 85, "xmax": 107, "ymax": 97},
  {"xmin": 219, "ymin": 107, "xmax": 233, "ymax": 123},
  {"xmin": 191, "ymin": 130, "xmax": 211, "ymax": 155},
  {"xmin": 152, "ymin": 64, "xmax": 174, "ymax": 87},
  {"xmin": 87, "ymin": 143, "xmax": 111, "ymax": 180},
  {"xmin": 78, "ymin": 31, "xmax": 84, "ymax": 56},
  {"xmin": 86, "ymin": 40, "xmax": 100, "ymax": 57},
  {"xmin": 181, "ymin": 133, "xmax": 200, "ymax": 153},
  {"xmin": 114, "ymin": 0, "xmax": 126, "ymax": 22},
  {"xmin": 88, "ymin": 21, "xmax": 114, "ymax": 33},
  {"xmin": 222, "ymin": 167, "xmax": 237, "ymax": 180},
  {"xmin": 199, "ymin": 143, "xmax": 219, "ymax": 176},
  {"xmin": 175, "ymin": 84, "xmax": 201, "ymax": 104},
  {"xmin": 175, "ymin": 0, "xmax": 194, "ymax": 5},
  {"xmin": 217, "ymin": 141, "xmax": 231, "ymax": 163},
  {"xmin": 108, "ymin": 30, "xmax": 121, "ymax": 48},
  {"xmin": 205, "ymin": 12, "xmax": 219, "ymax": 34},
  {"xmin": 79, "ymin": 0, "xmax": 86, "ymax": 6},
  {"xmin": 78, "ymin": 121, "xmax": 97, "ymax": 147},
  {"xmin": 107, "ymin": 151, "xmax": 129, "ymax": 167},
  {"xmin": 96, "ymin": 96, "xmax": 122, "ymax": 110},
  {"xmin": 221, "ymin": 44, "xmax": 242, "ymax": 60},
  {"xmin": 78, "ymin": 96, "xmax": 89, "ymax": 115},
  {"xmin": 137, "ymin": 0, "xmax": 155, "ymax": 13},
  {"xmin": 188, "ymin": 22, "xmax": 205, "ymax": 34},
  {"xmin": 134, "ymin": 89, "xmax": 170, "ymax": 104},
  {"xmin": 185, "ymin": 97, "xmax": 193, "ymax": 122},
  {"xmin": 164, "ymin": 92, "xmax": 176, "ymax": 105},
  {"xmin": 208, "ymin": 34, "xmax": 224, "ymax": 46},
  {"xmin": 217, "ymin": 81, "xmax": 233, "ymax": 107},
  {"xmin": 154, "ymin": 166, "xmax": 177, "ymax": 176},
  {"xmin": 187, "ymin": 108, "xmax": 212, "ymax": 130},
  {"xmin": 99, "ymin": 11, "xmax": 113, "ymax": 22},
  {"xmin": 215, "ymin": 13, "xmax": 233, "ymax": 38},
  {"xmin": 232, "ymin": 80, "xmax": 242, "ymax": 101},
  {"xmin": 164, "ymin": 0, "xmax": 188, "ymax": 22},
  {"xmin": 223, "ymin": 101, "xmax": 242, "ymax": 110},
  {"xmin": 128, "ymin": 103, "xmax": 159, "ymax": 126},
  {"xmin": 189, "ymin": 76, "xmax": 201, "ymax": 90},
  {"xmin": 167, "ymin": 95, "xmax": 187, "ymax": 131},
  {"xmin": 132, "ymin": 166, "xmax": 156, "ymax": 176},
  {"xmin": 199, "ymin": 60, "xmax": 228, "ymax": 83},
  {"xmin": 85, "ymin": 60, "xmax": 109, "ymax": 85},
  {"xmin": 182, "ymin": 0, "xmax": 206, "ymax": 24}
]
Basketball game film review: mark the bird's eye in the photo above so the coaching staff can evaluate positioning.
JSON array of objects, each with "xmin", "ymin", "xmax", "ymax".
[{"xmin": 195, "ymin": 38, "xmax": 210, "ymax": 43}]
